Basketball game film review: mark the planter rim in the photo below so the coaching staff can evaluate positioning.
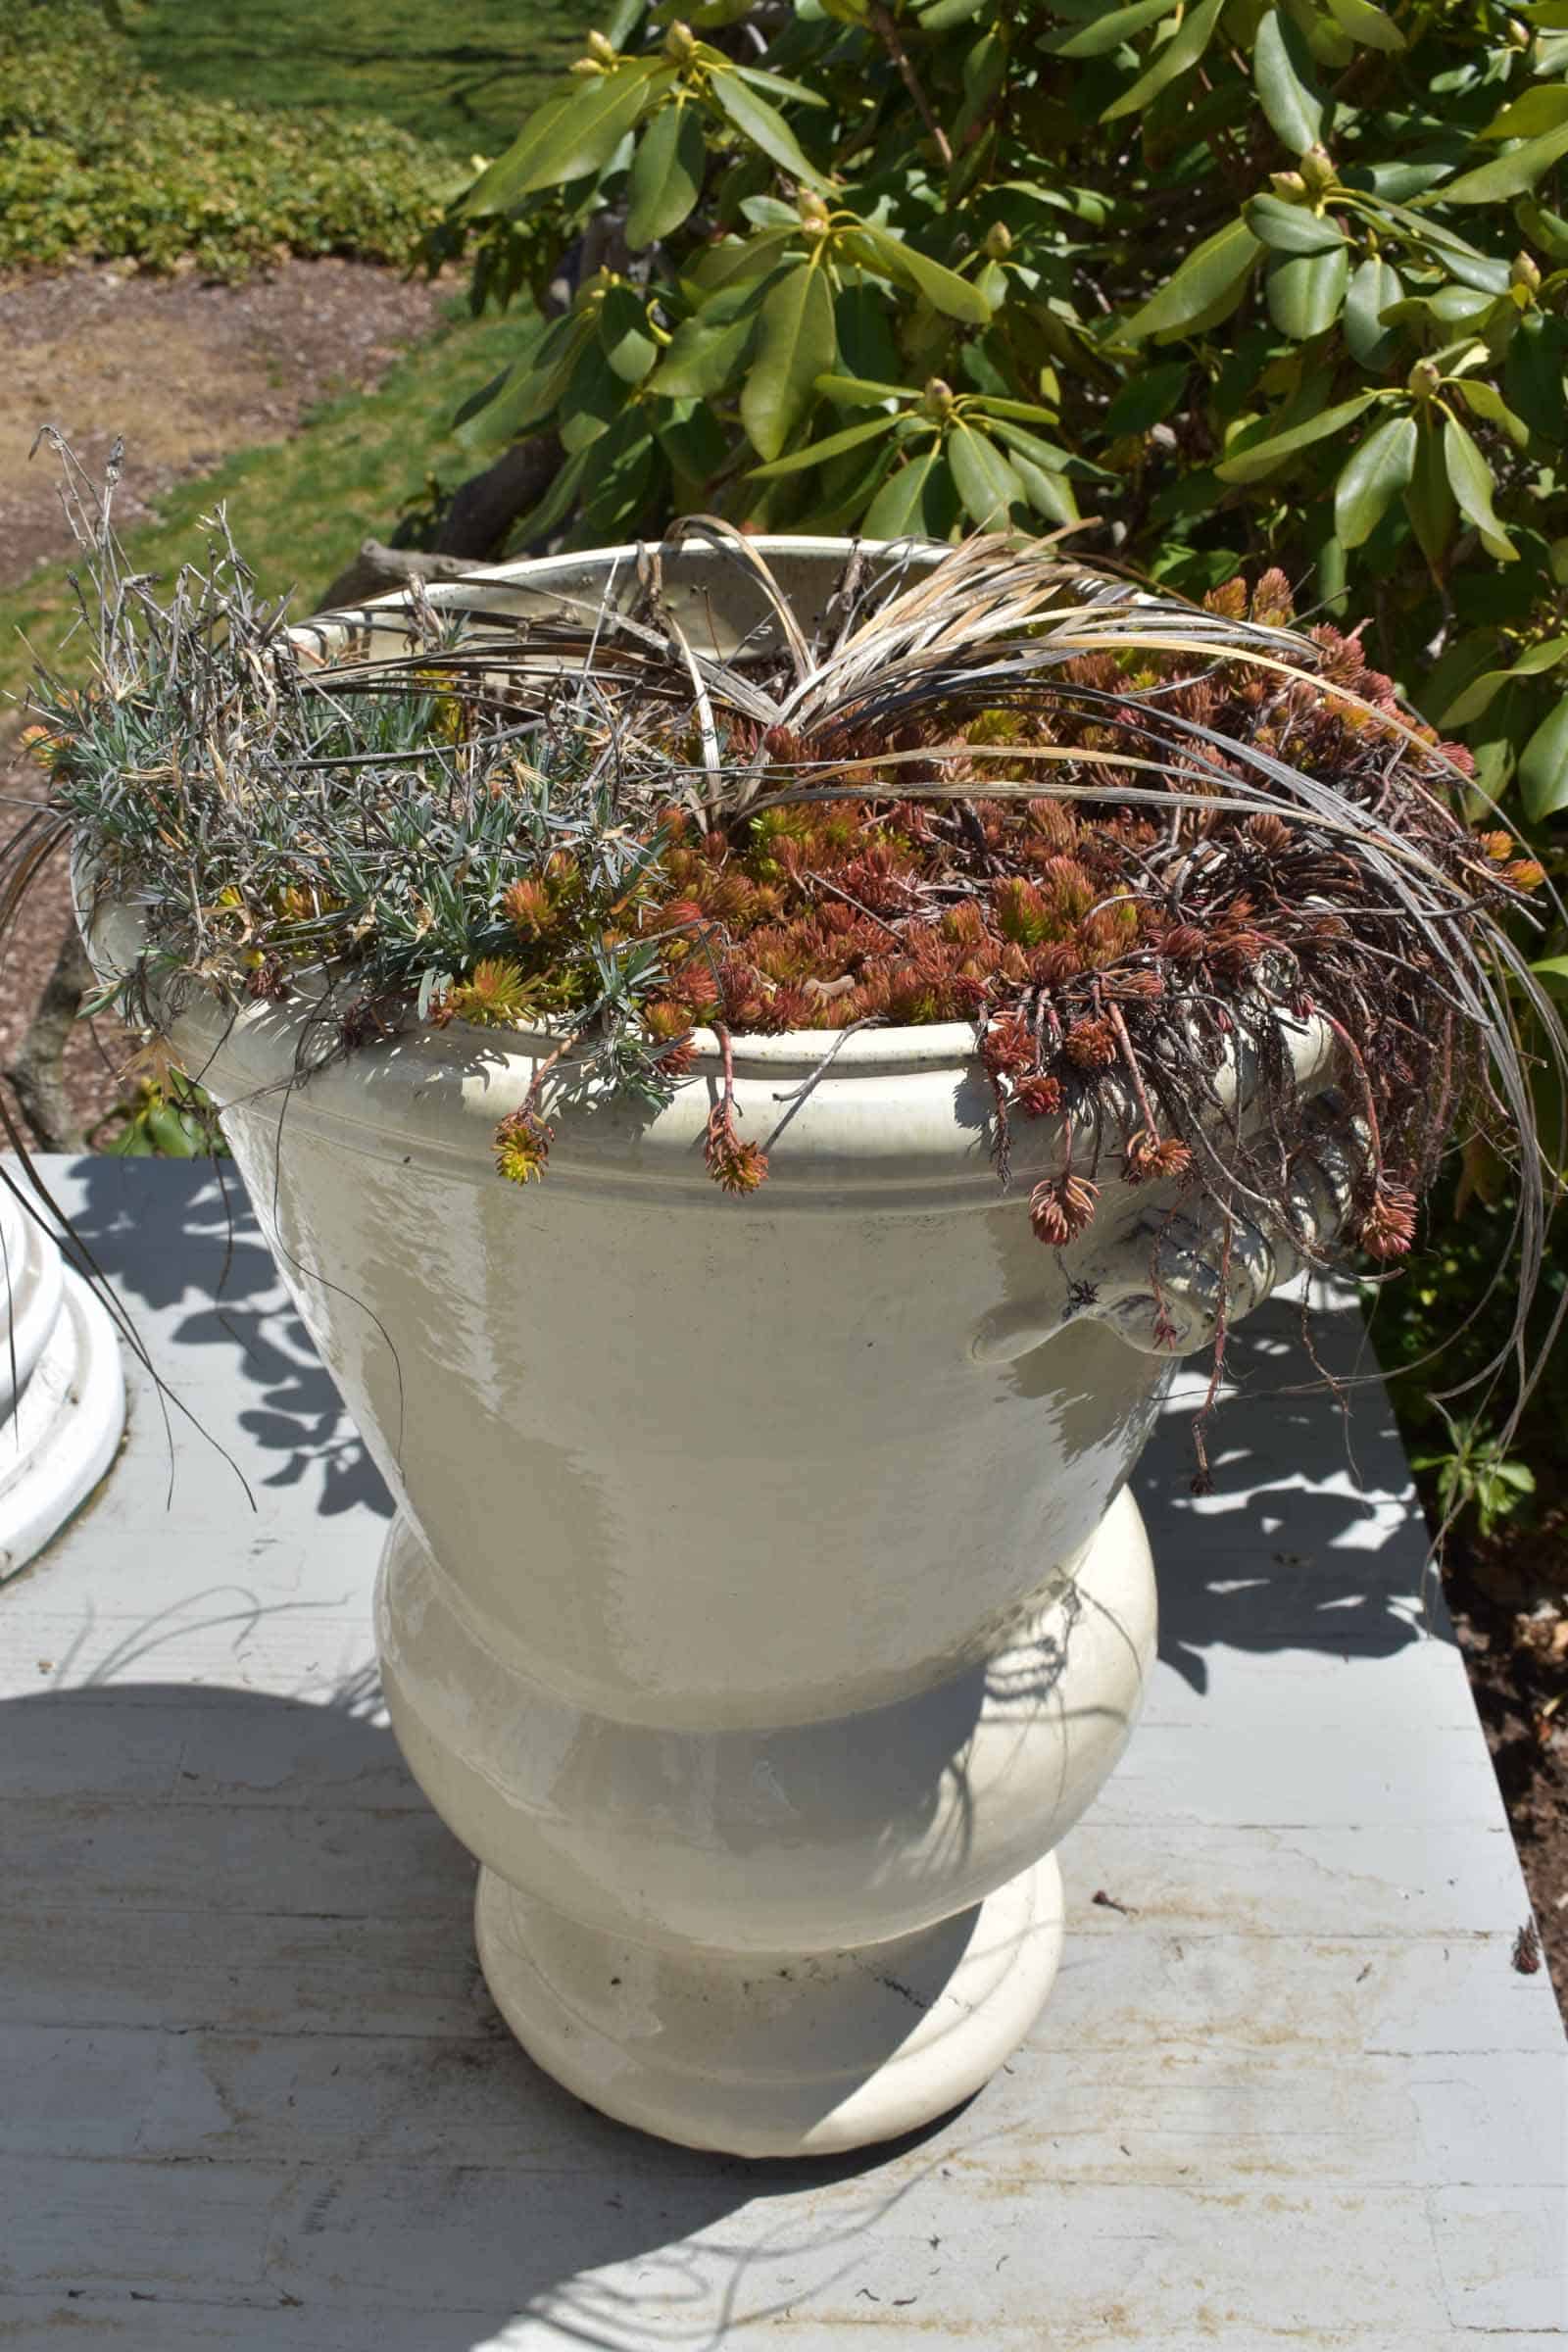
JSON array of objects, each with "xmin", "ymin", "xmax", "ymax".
[
  {"xmin": 289, "ymin": 532, "xmax": 949, "ymax": 658},
  {"xmin": 78, "ymin": 525, "xmax": 1340, "ymax": 1196},
  {"xmin": 83, "ymin": 884, "xmax": 1339, "ymax": 1213}
]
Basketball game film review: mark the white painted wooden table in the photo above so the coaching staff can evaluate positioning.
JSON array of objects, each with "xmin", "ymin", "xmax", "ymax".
[{"xmin": 2, "ymin": 1156, "xmax": 1564, "ymax": 2350}]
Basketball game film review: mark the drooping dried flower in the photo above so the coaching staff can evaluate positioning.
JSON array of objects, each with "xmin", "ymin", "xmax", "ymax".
[
  {"xmin": 1209, "ymin": 929, "xmax": 1264, "ymax": 984},
  {"xmin": 1161, "ymin": 924, "xmax": 1207, "ymax": 964},
  {"xmin": 704, "ymin": 1104, "xmax": 769, "ymax": 1195},
  {"xmin": 1024, "ymin": 796, "xmax": 1079, "ymax": 852},
  {"xmin": 1014, "ymin": 1072, "xmax": 1063, "ymax": 1118},
  {"xmin": 1360, "ymin": 1178, "xmax": 1417, "ymax": 1260},
  {"xmin": 1246, "ymin": 811, "xmax": 1294, "ymax": 856},
  {"xmin": 1031, "ymin": 942, "xmax": 1083, "ymax": 987},
  {"xmin": 1063, "ymin": 1017, "xmax": 1117, "ymax": 1072},
  {"xmin": 1250, "ymin": 568, "xmax": 1296, "ymax": 628},
  {"xmin": 245, "ymin": 954, "xmax": 290, "ymax": 1004},
  {"xmin": 1029, "ymin": 1172, "xmax": 1100, "ymax": 1247},
  {"xmin": 644, "ymin": 1000, "xmax": 693, "ymax": 1043},
  {"xmin": 494, "ymin": 1107, "xmax": 553, "ymax": 1185},
  {"xmin": 1103, "ymin": 966, "xmax": 1163, "ymax": 1003},
  {"xmin": 1124, "ymin": 1129, "xmax": 1194, "ymax": 1185},
  {"xmin": 981, "ymin": 1009, "xmax": 1035, "ymax": 1077},
  {"xmin": 648, "ymin": 896, "xmax": 707, "ymax": 935}
]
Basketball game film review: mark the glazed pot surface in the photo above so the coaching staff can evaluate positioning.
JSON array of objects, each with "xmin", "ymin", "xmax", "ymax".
[{"xmin": 79, "ymin": 534, "xmax": 1342, "ymax": 2154}]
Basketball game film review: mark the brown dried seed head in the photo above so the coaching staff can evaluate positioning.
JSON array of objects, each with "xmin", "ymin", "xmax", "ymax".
[
  {"xmin": 981, "ymin": 1010, "xmax": 1035, "ymax": 1077},
  {"xmin": 1161, "ymin": 924, "xmax": 1207, "ymax": 963},
  {"xmin": 1029, "ymin": 1172, "xmax": 1100, "ymax": 1247},
  {"xmin": 1360, "ymin": 1179, "xmax": 1416, "ymax": 1260},
  {"xmin": 1246, "ymin": 811, "xmax": 1294, "ymax": 855},
  {"xmin": 1015, "ymin": 1072, "xmax": 1064, "ymax": 1118},
  {"xmin": 1124, "ymin": 1129, "xmax": 1194, "ymax": 1185},
  {"xmin": 1063, "ymin": 1017, "xmax": 1118, "ymax": 1072}
]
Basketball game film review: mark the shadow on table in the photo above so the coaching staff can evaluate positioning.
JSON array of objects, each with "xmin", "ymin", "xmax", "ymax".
[
  {"xmin": 60, "ymin": 1153, "xmax": 393, "ymax": 1523},
  {"xmin": 1132, "ymin": 1291, "xmax": 1446, "ymax": 1693},
  {"xmin": 4, "ymin": 1680, "xmax": 961, "ymax": 2350}
]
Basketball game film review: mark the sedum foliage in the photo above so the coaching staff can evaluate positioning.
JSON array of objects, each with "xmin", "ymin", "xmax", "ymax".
[
  {"xmin": 440, "ymin": 0, "xmax": 1568, "ymax": 832},
  {"xmin": 0, "ymin": 0, "xmax": 461, "ymax": 276}
]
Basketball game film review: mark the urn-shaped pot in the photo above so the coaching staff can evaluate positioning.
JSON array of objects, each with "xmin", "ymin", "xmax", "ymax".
[{"xmin": 86, "ymin": 538, "xmax": 1340, "ymax": 2156}]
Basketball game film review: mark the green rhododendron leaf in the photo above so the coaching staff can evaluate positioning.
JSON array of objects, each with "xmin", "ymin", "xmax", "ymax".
[
  {"xmin": 598, "ymin": 283, "xmax": 660, "ymax": 383},
  {"xmin": 749, "ymin": 412, "xmax": 901, "ymax": 476},
  {"xmin": 862, "ymin": 446, "xmax": 956, "ymax": 537},
  {"xmin": 741, "ymin": 261, "xmax": 837, "ymax": 461},
  {"xmin": 1477, "ymin": 82, "xmax": 1568, "ymax": 141},
  {"xmin": 710, "ymin": 70, "xmax": 832, "ymax": 192},
  {"xmin": 1246, "ymin": 193, "xmax": 1345, "ymax": 254},
  {"xmin": 1334, "ymin": 413, "xmax": 1416, "ymax": 548},
  {"xmin": 1440, "ymin": 638, "xmax": 1568, "ymax": 725},
  {"xmin": 1443, "ymin": 415, "xmax": 1518, "ymax": 559},
  {"xmin": 1505, "ymin": 312, "xmax": 1568, "ymax": 438},
  {"xmin": 464, "ymin": 65, "xmax": 665, "ymax": 211},
  {"xmin": 1433, "ymin": 113, "xmax": 1568, "ymax": 205},
  {"xmin": 1453, "ymin": 377, "xmax": 1531, "ymax": 451},
  {"xmin": 1102, "ymin": 0, "xmax": 1224, "ymax": 121},
  {"xmin": 948, "ymin": 424, "xmax": 1024, "ymax": 526},
  {"xmin": 854, "ymin": 222, "xmax": 992, "ymax": 323},
  {"xmin": 1266, "ymin": 245, "xmax": 1349, "ymax": 338},
  {"xmin": 625, "ymin": 102, "xmax": 707, "ymax": 249},
  {"xmin": 1124, "ymin": 217, "xmax": 1262, "ymax": 341},
  {"xmin": 1104, "ymin": 362, "xmax": 1189, "ymax": 435},
  {"xmin": 1343, "ymin": 256, "xmax": 1404, "ymax": 367},
  {"xmin": 1254, "ymin": 9, "xmax": 1323, "ymax": 156},
  {"xmin": 1404, "ymin": 416, "xmax": 1455, "ymax": 566},
  {"xmin": 1215, "ymin": 391, "xmax": 1380, "ymax": 482},
  {"xmin": 1519, "ymin": 698, "xmax": 1568, "ymax": 818},
  {"xmin": 1046, "ymin": 0, "xmax": 1173, "ymax": 56},
  {"xmin": 1323, "ymin": 0, "xmax": 1404, "ymax": 50}
]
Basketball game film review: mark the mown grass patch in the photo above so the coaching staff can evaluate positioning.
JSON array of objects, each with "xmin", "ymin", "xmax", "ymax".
[{"xmin": 127, "ymin": 0, "xmax": 583, "ymax": 159}]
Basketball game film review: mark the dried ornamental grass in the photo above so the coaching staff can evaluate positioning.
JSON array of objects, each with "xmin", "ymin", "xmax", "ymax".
[{"xmin": 9, "ymin": 465, "xmax": 1565, "ymax": 1445}]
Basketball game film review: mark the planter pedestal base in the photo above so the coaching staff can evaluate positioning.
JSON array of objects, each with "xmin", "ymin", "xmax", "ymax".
[
  {"xmin": 474, "ymin": 1854, "xmax": 1063, "ymax": 2158},
  {"xmin": 377, "ymin": 1489, "xmax": 1156, "ymax": 2160}
]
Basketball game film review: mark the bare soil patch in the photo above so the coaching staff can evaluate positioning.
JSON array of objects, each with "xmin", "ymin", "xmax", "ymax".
[
  {"xmin": 1, "ymin": 257, "xmax": 451, "ymax": 1137},
  {"xmin": 1443, "ymin": 1525, "xmax": 1568, "ymax": 2008},
  {"xmin": 0, "ymin": 257, "xmax": 446, "ymax": 591}
]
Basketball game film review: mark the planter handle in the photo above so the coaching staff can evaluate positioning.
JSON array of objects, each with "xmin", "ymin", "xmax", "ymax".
[{"xmin": 971, "ymin": 1115, "xmax": 1360, "ymax": 1366}]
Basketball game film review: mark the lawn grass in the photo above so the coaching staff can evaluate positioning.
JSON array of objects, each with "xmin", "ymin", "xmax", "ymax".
[
  {"xmin": 0, "ymin": 299, "xmax": 532, "ymax": 711},
  {"xmin": 128, "ymin": 0, "xmax": 584, "ymax": 158}
]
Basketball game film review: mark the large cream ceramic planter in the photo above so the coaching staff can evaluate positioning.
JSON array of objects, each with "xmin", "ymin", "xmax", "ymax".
[{"xmin": 86, "ymin": 539, "xmax": 1345, "ymax": 2157}]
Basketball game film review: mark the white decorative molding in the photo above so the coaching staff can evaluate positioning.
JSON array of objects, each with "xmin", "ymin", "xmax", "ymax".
[{"xmin": 0, "ymin": 1181, "xmax": 125, "ymax": 1584}]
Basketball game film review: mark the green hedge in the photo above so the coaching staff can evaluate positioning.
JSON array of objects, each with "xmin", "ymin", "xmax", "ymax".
[{"xmin": 0, "ymin": 1, "xmax": 461, "ymax": 275}]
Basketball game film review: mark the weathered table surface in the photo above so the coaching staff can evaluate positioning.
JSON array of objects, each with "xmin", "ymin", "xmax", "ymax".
[{"xmin": 1, "ymin": 1154, "xmax": 1563, "ymax": 2350}]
